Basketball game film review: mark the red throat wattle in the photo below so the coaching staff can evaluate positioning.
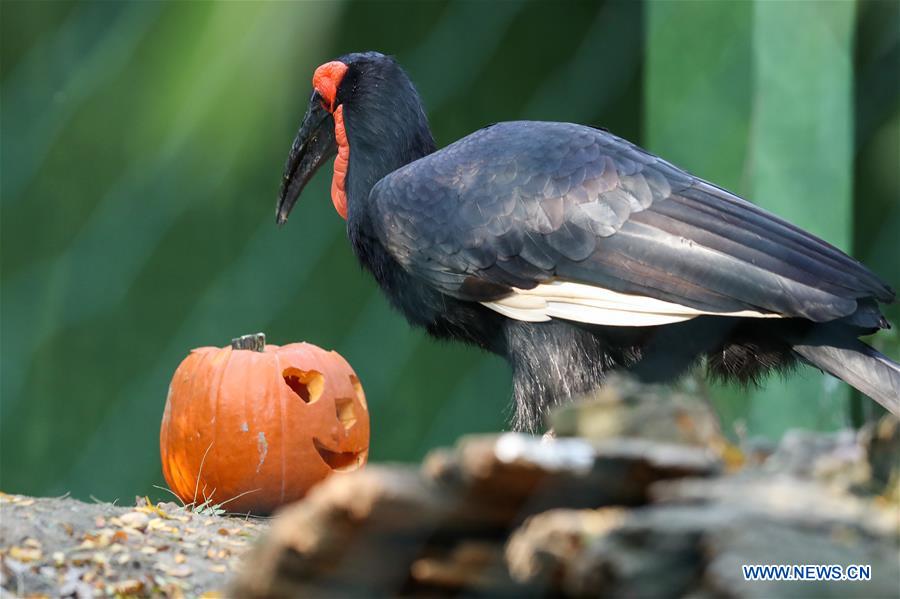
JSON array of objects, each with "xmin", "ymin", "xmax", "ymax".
[
  {"xmin": 331, "ymin": 105, "xmax": 349, "ymax": 219},
  {"xmin": 313, "ymin": 61, "xmax": 350, "ymax": 220}
]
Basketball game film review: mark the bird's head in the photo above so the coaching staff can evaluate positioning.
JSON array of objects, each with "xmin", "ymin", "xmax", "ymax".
[{"xmin": 276, "ymin": 51, "xmax": 434, "ymax": 226}]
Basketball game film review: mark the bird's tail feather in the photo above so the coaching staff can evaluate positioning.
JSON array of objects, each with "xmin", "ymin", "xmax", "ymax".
[{"xmin": 791, "ymin": 328, "xmax": 900, "ymax": 416}]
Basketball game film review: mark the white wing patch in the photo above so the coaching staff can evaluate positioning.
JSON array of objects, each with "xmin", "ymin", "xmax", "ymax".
[{"xmin": 481, "ymin": 281, "xmax": 784, "ymax": 327}]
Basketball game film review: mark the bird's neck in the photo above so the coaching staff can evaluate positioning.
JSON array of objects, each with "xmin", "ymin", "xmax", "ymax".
[{"xmin": 340, "ymin": 101, "xmax": 437, "ymax": 217}]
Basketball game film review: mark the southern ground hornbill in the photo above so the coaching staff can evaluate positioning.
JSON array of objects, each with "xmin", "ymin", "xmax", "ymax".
[{"xmin": 276, "ymin": 52, "xmax": 899, "ymax": 431}]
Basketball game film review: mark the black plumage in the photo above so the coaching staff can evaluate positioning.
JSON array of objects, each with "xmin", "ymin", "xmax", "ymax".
[{"xmin": 277, "ymin": 52, "xmax": 899, "ymax": 431}]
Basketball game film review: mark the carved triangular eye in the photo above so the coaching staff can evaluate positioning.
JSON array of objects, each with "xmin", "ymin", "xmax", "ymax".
[
  {"xmin": 334, "ymin": 397, "xmax": 357, "ymax": 431},
  {"xmin": 350, "ymin": 374, "xmax": 367, "ymax": 410},
  {"xmin": 282, "ymin": 368, "xmax": 324, "ymax": 403}
]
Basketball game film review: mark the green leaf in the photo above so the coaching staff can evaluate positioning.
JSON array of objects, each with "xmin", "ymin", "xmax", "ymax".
[
  {"xmin": 742, "ymin": 1, "xmax": 856, "ymax": 436},
  {"xmin": 645, "ymin": 1, "xmax": 857, "ymax": 438}
]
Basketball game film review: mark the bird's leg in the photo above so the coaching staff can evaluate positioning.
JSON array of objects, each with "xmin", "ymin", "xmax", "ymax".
[{"xmin": 505, "ymin": 320, "xmax": 618, "ymax": 433}]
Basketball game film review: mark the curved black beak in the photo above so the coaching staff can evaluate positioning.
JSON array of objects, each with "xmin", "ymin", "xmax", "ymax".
[{"xmin": 276, "ymin": 93, "xmax": 337, "ymax": 226}]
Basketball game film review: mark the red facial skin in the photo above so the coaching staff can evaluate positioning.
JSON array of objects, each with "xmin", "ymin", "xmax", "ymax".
[{"xmin": 313, "ymin": 61, "xmax": 350, "ymax": 219}]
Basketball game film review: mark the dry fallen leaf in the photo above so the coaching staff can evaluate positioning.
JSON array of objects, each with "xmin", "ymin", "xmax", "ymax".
[
  {"xmin": 120, "ymin": 526, "xmax": 145, "ymax": 540},
  {"xmin": 111, "ymin": 579, "xmax": 144, "ymax": 595},
  {"xmin": 119, "ymin": 511, "xmax": 150, "ymax": 531},
  {"xmin": 148, "ymin": 518, "xmax": 180, "ymax": 535},
  {"xmin": 8, "ymin": 546, "xmax": 42, "ymax": 562},
  {"xmin": 136, "ymin": 500, "xmax": 172, "ymax": 519},
  {"xmin": 160, "ymin": 563, "xmax": 193, "ymax": 578},
  {"xmin": 0, "ymin": 493, "xmax": 36, "ymax": 507},
  {"xmin": 69, "ymin": 551, "xmax": 93, "ymax": 565},
  {"xmin": 79, "ymin": 531, "xmax": 110, "ymax": 549}
]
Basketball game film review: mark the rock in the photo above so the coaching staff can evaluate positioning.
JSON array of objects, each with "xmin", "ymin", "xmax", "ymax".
[
  {"xmin": 505, "ymin": 508, "xmax": 626, "ymax": 588},
  {"xmin": 550, "ymin": 374, "xmax": 724, "ymax": 449},
  {"xmin": 860, "ymin": 415, "xmax": 900, "ymax": 492},
  {"xmin": 410, "ymin": 541, "xmax": 511, "ymax": 591},
  {"xmin": 231, "ymin": 466, "xmax": 452, "ymax": 597},
  {"xmin": 565, "ymin": 506, "xmax": 706, "ymax": 598},
  {"xmin": 556, "ymin": 439, "xmax": 900, "ymax": 598},
  {"xmin": 431, "ymin": 433, "xmax": 720, "ymax": 514},
  {"xmin": 231, "ymin": 380, "xmax": 899, "ymax": 598},
  {"xmin": 700, "ymin": 516, "xmax": 899, "ymax": 598},
  {"xmin": 233, "ymin": 430, "xmax": 721, "ymax": 598},
  {"xmin": 763, "ymin": 428, "xmax": 869, "ymax": 489},
  {"xmin": 517, "ymin": 482, "xmax": 899, "ymax": 598}
]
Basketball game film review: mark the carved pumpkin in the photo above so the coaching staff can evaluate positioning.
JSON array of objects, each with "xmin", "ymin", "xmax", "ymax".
[{"xmin": 160, "ymin": 333, "xmax": 369, "ymax": 514}]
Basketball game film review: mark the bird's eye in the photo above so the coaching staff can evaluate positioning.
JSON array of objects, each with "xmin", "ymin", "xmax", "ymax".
[{"xmin": 313, "ymin": 91, "xmax": 328, "ymax": 111}]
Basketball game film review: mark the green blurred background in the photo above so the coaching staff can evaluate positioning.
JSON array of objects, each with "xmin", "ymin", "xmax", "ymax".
[{"xmin": 2, "ymin": 0, "xmax": 897, "ymax": 502}]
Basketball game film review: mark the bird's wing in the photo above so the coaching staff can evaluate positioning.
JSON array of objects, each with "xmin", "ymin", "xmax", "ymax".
[{"xmin": 368, "ymin": 121, "xmax": 893, "ymax": 327}]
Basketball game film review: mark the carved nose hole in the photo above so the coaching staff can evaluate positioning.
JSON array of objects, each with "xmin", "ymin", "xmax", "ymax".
[
  {"xmin": 349, "ymin": 374, "xmax": 367, "ymax": 410},
  {"xmin": 282, "ymin": 368, "xmax": 324, "ymax": 403},
  {"xmin": 313, "ymin": 439, "xmax": 366, "ymax": 471},
  {"xmin": 334, "ymin": 397, "xmax": 356, "ymax": 431}
]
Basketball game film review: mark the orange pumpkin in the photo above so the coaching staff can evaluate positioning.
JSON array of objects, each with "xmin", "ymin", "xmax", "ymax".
[{"xmin": 160, "ymin": 333, "xmax": 369, "ymax": 514}]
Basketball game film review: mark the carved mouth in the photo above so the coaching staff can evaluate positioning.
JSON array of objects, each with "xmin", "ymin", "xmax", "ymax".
[{"xmin": 313, "ymin": 438, "xmax": 367, "ymax": 472}]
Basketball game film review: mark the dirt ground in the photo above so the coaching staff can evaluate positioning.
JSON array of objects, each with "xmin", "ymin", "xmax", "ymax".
[{"xmin": 0, "ymin": 492, "xmax": 267, "ymax": 598}]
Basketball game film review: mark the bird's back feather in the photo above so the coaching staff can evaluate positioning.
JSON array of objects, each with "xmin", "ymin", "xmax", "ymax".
[{"xmin": 368, "ymin": 121, "xmax": 893, "ymax": 329}]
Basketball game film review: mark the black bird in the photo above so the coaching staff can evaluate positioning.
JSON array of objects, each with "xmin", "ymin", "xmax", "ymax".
[{"xmin": 276, "ymin": 52, "xmax": 899, "ymax": 431}]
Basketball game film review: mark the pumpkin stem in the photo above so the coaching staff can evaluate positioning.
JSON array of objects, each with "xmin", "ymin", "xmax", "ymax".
[{"xmin": 231, "ymin": 333, "xmax": 266, "ymax": 352}]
